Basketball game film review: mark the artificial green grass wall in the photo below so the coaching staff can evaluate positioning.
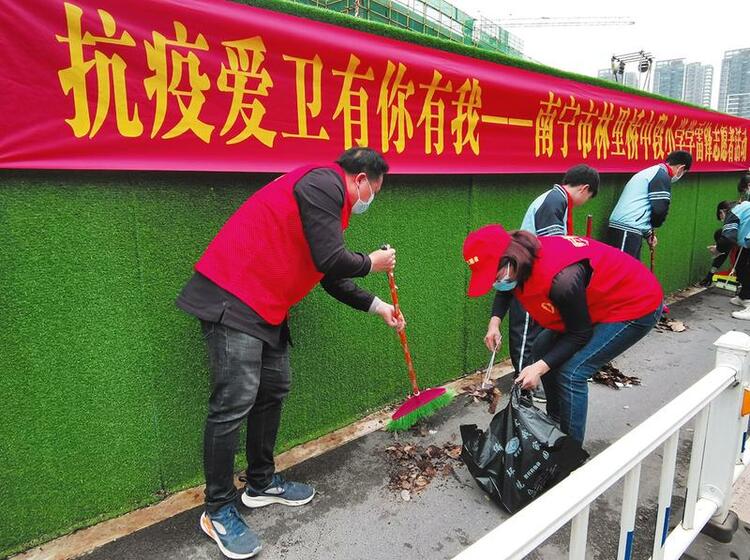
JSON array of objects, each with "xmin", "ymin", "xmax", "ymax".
[{"xmin": 0, "ymin": 170, "xmax": 737, "ymax": 556}]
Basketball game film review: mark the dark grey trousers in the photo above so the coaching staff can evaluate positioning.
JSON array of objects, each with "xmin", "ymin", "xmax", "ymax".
[{"xmin": 201, "ymin": 321, "xmax": 291, "ymax": 512}]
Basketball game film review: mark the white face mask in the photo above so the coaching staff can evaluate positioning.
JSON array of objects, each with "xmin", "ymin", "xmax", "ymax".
[
  {"xmin": 671, "ymin": 167, "xmax": 685, "ymax": 183},
  {"xmin": 352, "ymin": 179, "xmax": 375, "ymax": 214}
]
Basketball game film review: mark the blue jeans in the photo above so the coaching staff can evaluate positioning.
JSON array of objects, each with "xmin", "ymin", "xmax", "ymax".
[{"xmin": 533, "ymin": 306, "xmax": 662, "ymax": 443}]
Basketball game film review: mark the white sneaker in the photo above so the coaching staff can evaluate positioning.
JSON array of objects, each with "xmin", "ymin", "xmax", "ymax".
[
  {"xmin": 731, "ymin": 306, "xmax": 750, "ymax": 320},
  {"xmin": 729, "ymin": 296, "xmax": 750, "ymax": 307}
]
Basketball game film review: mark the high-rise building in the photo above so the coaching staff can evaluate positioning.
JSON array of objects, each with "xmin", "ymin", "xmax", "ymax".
[
  {"xmin": 683, "ymin": 62, "xmax": 713, "ymax": 108},
  {"xmin": 597, "ymin": 68, "xmax": 638, "ymax": 88},
  {"xmin": 653, "ymin": 59, "xmax": 686, "ymax": 101},
  {"xmin": 718, "ymin": 48, "xmax": 750, "ymax": 118}
]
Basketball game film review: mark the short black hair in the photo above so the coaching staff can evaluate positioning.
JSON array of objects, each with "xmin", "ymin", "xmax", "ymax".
[
  {"xmin": 716, "ymin": 200, "xmax": 737, "ymax": 221},
  {"xmin": 738, "ymin": 173, "xmax": 750, "ymax": 194},
  {"xmin": 665, "ymin": 150, "xmax": 693, "ymax": 171},
  {"xmin": 335, "ymin": 147, "xmax": 389, "ymax": 180},
  {"xmin": 561, "ymin": 164, "xmax": 600, "ymax": 197}
]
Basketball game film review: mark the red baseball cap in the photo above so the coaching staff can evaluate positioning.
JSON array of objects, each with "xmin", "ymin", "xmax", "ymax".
[{"xmin": 463, "ymin": 224, "xmax": 511, "ymax": 297}]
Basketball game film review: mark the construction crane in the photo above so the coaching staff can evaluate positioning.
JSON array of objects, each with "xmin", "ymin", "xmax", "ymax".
[
  {"xmin": 497, "ymin": 16, "xmax": 636, "ymax": 27},
  {"xmin": 471, "ymin": 15, "xmax": 635, "ymax": 55}
]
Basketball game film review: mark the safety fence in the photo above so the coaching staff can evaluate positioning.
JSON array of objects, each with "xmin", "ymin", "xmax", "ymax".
[{"xmin": 453, "ymin": 330, "xmax": 750, "ymax": 560}]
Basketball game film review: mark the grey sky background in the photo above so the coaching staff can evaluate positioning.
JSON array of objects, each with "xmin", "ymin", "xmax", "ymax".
[{"xmin": 456, "ymin": 0, "xmax": 750, "ymax": 107}]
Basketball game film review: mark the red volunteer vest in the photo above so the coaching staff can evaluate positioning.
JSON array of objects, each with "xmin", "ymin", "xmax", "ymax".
[
  {"xmin": 515, "ymin": 236, "xmax": 663, "ymax": 332},
  {"xmin": 195, "ymin": 164, "xmax": 351, "ymax": 325}
]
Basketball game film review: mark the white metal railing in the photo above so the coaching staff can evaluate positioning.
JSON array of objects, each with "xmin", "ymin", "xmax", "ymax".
[{"xmin": 453, "ymin": 331, "xmax": 750, "ymax": 560}]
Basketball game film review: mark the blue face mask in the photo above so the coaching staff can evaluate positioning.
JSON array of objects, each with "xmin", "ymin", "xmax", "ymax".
[
  {"xmin": 493, "ymin": 265, "xmax": 517, "ymax": 291},
  {"xmin": 493, "ymin": 278, "xmax": 517, "ymax": 291},
  {"xmin": 352, "ymin": 179, "xmax": 375, "ymax": 214}
]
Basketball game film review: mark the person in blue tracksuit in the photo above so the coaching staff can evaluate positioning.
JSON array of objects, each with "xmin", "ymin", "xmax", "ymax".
[
  {"xmin": 484, "ymin": 164, "xmax": 599, "ymax": 402},
  {"xmin": 607, "ymin": 150, "xmax": 693, "ymax": 258},
  {"xmin": 700, "ymin": 201, "xmax": 739, "ymax": 287},
  {"xmin": 717, "ymin": 201, "xmax": 750, "ymax": 320}
]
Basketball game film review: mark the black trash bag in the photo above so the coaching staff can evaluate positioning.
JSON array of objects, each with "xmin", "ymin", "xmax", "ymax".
[{"xmin": 460, "ymin": 385, "xmax": 589, "ymax": 514}]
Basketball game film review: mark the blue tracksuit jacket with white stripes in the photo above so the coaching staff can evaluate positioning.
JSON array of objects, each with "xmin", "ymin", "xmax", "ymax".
[
  {"xmin": 721, "ymin": 201, "xmax": 750, "ymax": 249},
  {"xmin": 520, "ymin": 184, "xmax": 569, "ymax": 236},
  {"xmin": 609, "ymin": 163, "xmax": 672, "ymax": 235}
]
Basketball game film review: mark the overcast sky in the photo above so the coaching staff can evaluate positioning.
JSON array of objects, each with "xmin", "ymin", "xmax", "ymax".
[{"xmin": 456, "ymin": 0, "xmax": 750, "ymax": 107}]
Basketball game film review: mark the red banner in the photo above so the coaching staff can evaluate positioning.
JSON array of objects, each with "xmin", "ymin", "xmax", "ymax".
[{"xmin": 1, "ymin": 0, "xmax": 748, "ymax": 173}]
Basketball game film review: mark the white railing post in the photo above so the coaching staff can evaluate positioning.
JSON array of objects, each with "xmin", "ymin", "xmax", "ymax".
[
  {"xmin": 698, "ymin": 331, "xmax": 750, "ymax": 522},
  {"xmin": 617, "ymin": 464, "xmax": 642, "ymax": 560},
  {"xmin": 652, "ymin": 432, "xmax": 679, "ymax": 560},
  {"xmin": 569, "ymin": 505, "xmax": 590, "ymax": 560}
]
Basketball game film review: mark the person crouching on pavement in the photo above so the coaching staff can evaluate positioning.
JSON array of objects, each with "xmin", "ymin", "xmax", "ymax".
[
  {"xmin": 464, "ymin": 225, "xmax": 663, "ymax": 443},
  {"xmin": 176, "ymin": 147, "xmax": 405, "ymax": 559},
  {"xmin": 715, "ymin": 200, "xmax": 750, "ymax": 319},
  {"xmin": 700, "ymin": 201, "xmax": 739, "ymax": 287}
]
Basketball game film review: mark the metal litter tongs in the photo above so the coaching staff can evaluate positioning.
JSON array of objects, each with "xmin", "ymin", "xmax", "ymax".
[{"xmin": 481, "ymin": 339, "xmax": 501, "ymax": 390}]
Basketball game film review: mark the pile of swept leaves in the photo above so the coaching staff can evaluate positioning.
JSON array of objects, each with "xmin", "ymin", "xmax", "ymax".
[
  {"xmin": 460, "ymin": 381, "xmax": 503, "ymax": 414},
  {"xmin": 590, "ymin": 362, "xmax": 641, "ymax": 389},
  {"xmin": 384, "ymin": 442, "xmax": 463, "ymax": 501},
  {"xmin": 655, "ymin": 317, "xmax": 687, "ymax": 333}
]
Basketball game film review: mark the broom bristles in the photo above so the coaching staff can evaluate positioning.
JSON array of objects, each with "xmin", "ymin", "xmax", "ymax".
[{"xmin": 385, "ymin": 390, "xmax": 455, "ymax": 432}]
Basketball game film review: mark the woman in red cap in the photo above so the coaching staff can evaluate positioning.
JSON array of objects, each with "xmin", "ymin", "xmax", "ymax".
[{"xmin": 463, "ymin": 224, "xmax": 663, "ymax": 443}]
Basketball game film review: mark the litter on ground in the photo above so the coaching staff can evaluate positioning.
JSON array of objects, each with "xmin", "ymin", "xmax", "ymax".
[
  {"xmin": 384, "ymin": 441, "xmax": 464, "ymax": 501},
  {"xmin": 460, "ymin": 382, "xmax": 503, "ymax": 414},
  {"xmin": 590, "ymin": 362, "xmax": 641, "ymax": 389},
  {"xmin": 655, "ymin": 317, "xmax": 687, "ymax": 332}
]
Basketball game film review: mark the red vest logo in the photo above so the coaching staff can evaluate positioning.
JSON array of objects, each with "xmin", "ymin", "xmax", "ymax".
[
  {"xmin": 563, "ymin": 236, "xmax": 589, "ymax": 248},
  {"xmin": 541, "ymin": 302, "xmax": 556, "ymax": 314}
]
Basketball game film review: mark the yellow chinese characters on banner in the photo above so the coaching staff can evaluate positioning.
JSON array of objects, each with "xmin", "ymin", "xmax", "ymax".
[
  {"xmin": 51, "ymin": 3, "xmax": 553, "ymax": 156},
  {"xmin": 534, "ymin": 91, "xmax": 749, "ymax": 164},
  {"xmin": 56, "ymin": 3, "xmax": 143, "ymax": 138},
  {"xmin": 50, "ymin": 2, "xmax": 749, "ymax": 169}
]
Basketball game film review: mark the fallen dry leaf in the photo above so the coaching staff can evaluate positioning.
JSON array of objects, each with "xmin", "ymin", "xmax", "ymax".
[
  {"xmin": 654, "ymin": 317, "xmax": 688, "ymax": 333},
  {"xmin": 590, "ymin": 362, "xmax": 641, "ymax": 389},
  {"xmin": 444, "ymin": 444, "xmax": 462, "ymax": 460},
  {"xmin": 461, "ymin": 382, "xmax": 503, "ymax": 414},
  {"xmin": 667, "ymin": 320, "xmax": 686, "ymax": 332}
]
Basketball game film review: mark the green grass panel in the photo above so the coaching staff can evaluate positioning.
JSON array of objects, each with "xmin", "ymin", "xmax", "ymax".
[
  {"xmin": 0, "ymin": 174, "xmax": 162, "ymax": 556},
  {"xmin": 690, "ymin": 174, "xmax": 739, "ymax": 281},
  {"xmin": 649, "ymin": 177, "xmax": 700, "ymax": 293}
]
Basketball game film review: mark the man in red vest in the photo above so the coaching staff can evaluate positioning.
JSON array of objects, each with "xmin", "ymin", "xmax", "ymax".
[
  {"xmin": 177, "ymin": 147, "xmax": 403, "ymax": 559},
  {"xmin": 464, "ymin": 225, "xmax": 663, "ymax": 444}
]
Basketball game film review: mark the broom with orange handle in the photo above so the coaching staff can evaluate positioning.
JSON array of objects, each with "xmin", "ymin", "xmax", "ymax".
[{"xmin": 382, "ymin": 246, "xmax": 454, "ymax": 432}]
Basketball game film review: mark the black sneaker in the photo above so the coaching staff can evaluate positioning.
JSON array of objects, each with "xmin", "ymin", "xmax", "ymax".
[{"xmin": 241, "ymin": 473, "xmax": 315, "ymax": 509}]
